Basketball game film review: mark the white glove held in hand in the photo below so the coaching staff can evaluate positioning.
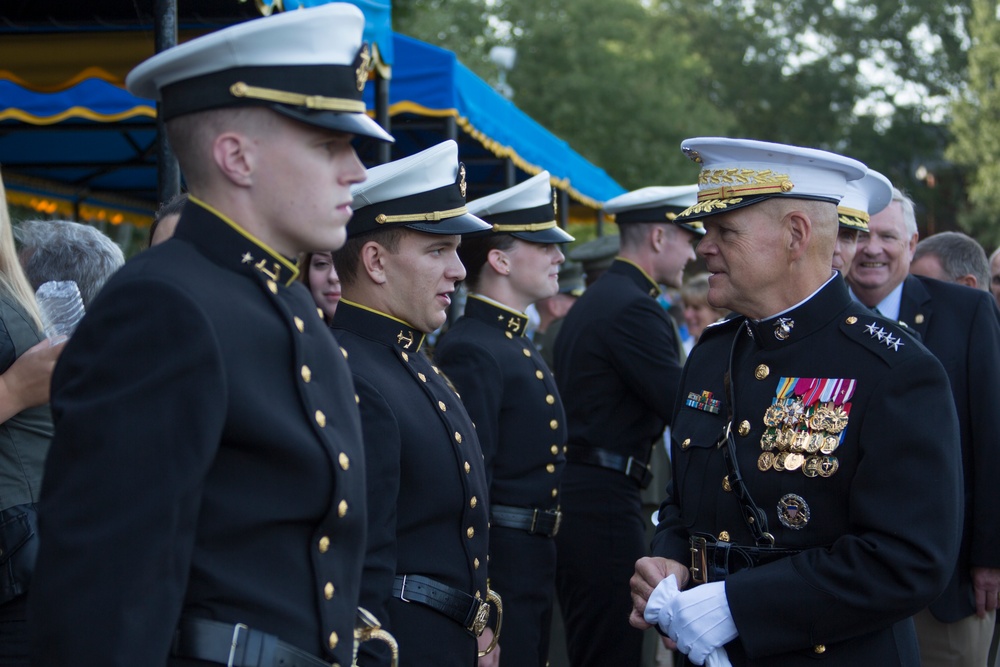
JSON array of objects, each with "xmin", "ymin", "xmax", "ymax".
[{"xmin": 643, "ymin": 575, "xmax": 736, "ymax": 666}]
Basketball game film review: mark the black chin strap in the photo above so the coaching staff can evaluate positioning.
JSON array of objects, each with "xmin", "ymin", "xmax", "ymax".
[{"xmin": 719, "ymin": 321, "xmax": 775, "ymax": 547}]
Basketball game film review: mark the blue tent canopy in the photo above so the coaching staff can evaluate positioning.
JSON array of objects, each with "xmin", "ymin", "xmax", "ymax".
[{"xmin": 0, "ymin": 29, "xmax": 623, "ymax": 223}]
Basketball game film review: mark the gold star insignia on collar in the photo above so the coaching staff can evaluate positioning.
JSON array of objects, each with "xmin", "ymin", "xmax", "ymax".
[{"xmin": 241, "ymin": 252, "xmax": 254, "ymax": 264}]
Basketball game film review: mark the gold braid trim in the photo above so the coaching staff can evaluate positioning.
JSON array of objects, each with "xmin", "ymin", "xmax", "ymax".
[
  {"xmin": 837, "ymin": 206, "xmax": 869, "ymax": 222},
  {"xmin": 678, "ymin": 198, "xmax": 745, "ymax": 217},
  {"xmin": 491, "ymin": 220, "xmax": 557, "ymax": 233},
  {"xmin": 229, "ymin": 81, "xmax": 366, "ymax": 113},
  {"xmin": 375, "ymin": 206, "xmax": 468, "ymax": 224}
]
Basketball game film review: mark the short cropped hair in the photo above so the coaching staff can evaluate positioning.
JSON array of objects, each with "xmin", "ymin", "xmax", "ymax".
[
  {"xmin": 332, "ymin": 227, "xmax": 405, "ymax": 287},
  {"xmin": 913, "ymin": 231, "xmax": 990, "ymax": 290},
  {"xmin": 16, "ymin": 220, "xmax": 125, "ymax": 308}
]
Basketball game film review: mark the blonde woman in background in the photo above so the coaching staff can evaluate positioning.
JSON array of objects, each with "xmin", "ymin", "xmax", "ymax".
[
  {"xmin": 680, "ymin": 272, "xmax": 728, "ymax": 353},
  {"xmin": 0, "ymin": 170, "xmax": 62, "ymax": 665}
]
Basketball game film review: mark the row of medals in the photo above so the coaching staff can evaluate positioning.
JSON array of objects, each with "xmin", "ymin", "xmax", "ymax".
[{"xmin": 758, "ymin": 399, "xmax": 847, "ymax": 477}]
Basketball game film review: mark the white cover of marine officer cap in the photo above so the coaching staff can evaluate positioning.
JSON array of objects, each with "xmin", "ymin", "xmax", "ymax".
[
  {"xmin": 675, "ymin": 137, "xmax": 867, "ymax": 222},
  {"xmin": 126, "ymin": 3, "xmax": 393, "ymax": 142},
  {"xmin": 465, "ymin": 171, "xmax": 574, "ymax": 243},
  {"xmin": 348, "ymin": 140, "xmax": 491, "ymax": 237},
  {"xmin": 603, "ymin": 185, "xmax": 705, "ymax": 236},
  {"xmin": 837, "ymin": 169, "xmax": 893, "ymax": 233}
]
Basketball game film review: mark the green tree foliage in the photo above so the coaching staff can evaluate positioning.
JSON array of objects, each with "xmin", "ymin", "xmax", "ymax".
[{"xmin": 947, "ymin": 0, "xmax": 1000, "ymax": 248}]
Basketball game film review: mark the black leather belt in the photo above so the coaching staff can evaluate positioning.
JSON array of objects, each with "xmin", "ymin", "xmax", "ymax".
[
  {"xmin": 690, "ymin": 534, "xmax": 807, "ymax": 584},
  {"xmin": 392, "ymin": 574, "xmax": 490, "ymax": 637},
  {"xmin": 490, "ymin": 504, "xmax": 561, "ymax": 537},
  {"xmin": 565, "ymin": 446, "xmax": 653, "ymax": 489},
  {"xmin": 171, "ymin": 617, "xmax": 329, "ymax": 667}
]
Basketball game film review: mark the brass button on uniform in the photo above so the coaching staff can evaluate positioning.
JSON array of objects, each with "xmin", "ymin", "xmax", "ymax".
[
  {"xmin": 546, "ymin": 394, "xmax": 555, "ymax": 405},
  {"xmin": 464, "ymin": 461, "xmax": 471, "ymax": 473},
  {"xmin": 467, "ymin": 526, "xmax": 475, "ymax": 539},
  {"xmin": 718, "ymin": 530, "xmax": 730, "ymax": 541},
  {"xmin": 354, "ymin": 394, "xmax": 360, "ymax": 404},
  {"xmin": 470, "ymin": 496, "xmax": 478, "ymax": 509},
  {"xmin": 338, "ymin": 500, "xmax": 348, "ymax": 517},
  {"xmin": 418, "ymin": 373, "xmax": 427, "ymax": 382},
  {"xmin": 317, "ymin": 307, "xmax": 325, "ymax": 319},
  {"xmin": 340, "ymin": 347, "xmax": 348, "ymax": 359},
  {"xmin": 294, "ymin": 316, "xmax": 304, "ymax": 332},
  {"xmin": 505, "ymin": 332, "xmax": 513, "ymax": 339},
  {"xmin": 551, "ymin": 488, "xmax": 558, "ymax": 498},
  {"xmin": 845, "ymin": 316, "xmax": 857, "ymax": 325},
  {"xmin": 545, "ymin": 463, "xmax": 555, "ymax": 473},
  {"xmin": 328, "ymin": 632, "xmax": 339, "ymax": 650},
  {"xmin": 754, "ymin": 364, "xmax": 770, "ymax": 380},
  {"xmin": 549, "ymin": 419, "xmax": 559, "ymax": 430},
  {"xmin": 474, "ymin": 557, "xmax": 480, "ymax": 569},
  {"xmin": 318, "ymin": 536, "xmax": 330, "ymax": 553},
  {"xmin": 432, "ymin": 365, "xmax": 441, "ymax": 374},
  {"xmin": 301, "ymin": 365, "xmax": 312, "ymax": 383},
  {"xmin": 315, "ymin": 410, "xmax": 326, "ymax": 427},
  {"xmin": 267, "ymin": 280, "xmax": 278, "ymax": 294},
  {"xmin": 401, "ymin": 351, "xmax": 409, "ymax": 362},
  {"xmin": 814, "ymin": 645, "xmax": 826, "ymax": 654},
  {"xmin": 455, "ymin": 431, "xmax": 462, "ymax": 443},
  {"xmin": 535, "ymin": 370, "xmax": 544, "ymax": 380},
  {"xmin": 522, "ymin": 348, "xmax": 531, "ymax": 357},
  {"xmin": 681, "ymin": 438, "xmax": 691, "ymax": 449},
  {"xmin": 722, "ymin": 476, "xmax": 731, "ymax": 492},
  {"xmin": 439, "ymin": 401, "xmax": 447, "ymax": 412},
  {"xmin": 550, "ymin": 445, "xmax": 559, "ymax": 456},
  {"xmin": 324, "ymin": 582, "xmax": 334, "ymax": 600},
  {"xmin": 338, "ymin": 453, "xmax": 350, "ymax": 471},
  {"xmin": 738, "ymin": 420, "xmax": 751, "ymax": 436}
]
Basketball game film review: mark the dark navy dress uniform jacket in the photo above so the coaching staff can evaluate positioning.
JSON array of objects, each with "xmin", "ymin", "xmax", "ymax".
[
  {"xmin": 653, "ymin": 276, "xmax": 963, "ymax": 666},
  {"xmin": 29, "ymin": 200, "xmax": 367, "ymax": 667},
  {"xmin": 332, "ymin": 301, "xmax": 490, "ymax": 667}
]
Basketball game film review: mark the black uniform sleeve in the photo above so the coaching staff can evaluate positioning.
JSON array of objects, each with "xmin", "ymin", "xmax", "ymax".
[{"xmin": 29, "ymin": 277, "xmax": 227, "ymax": 666}]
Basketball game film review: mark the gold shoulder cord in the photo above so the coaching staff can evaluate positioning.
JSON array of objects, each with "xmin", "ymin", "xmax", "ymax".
[{"xmin": 353, "ymin": 607, "xmax": 399, "ymax": 667}]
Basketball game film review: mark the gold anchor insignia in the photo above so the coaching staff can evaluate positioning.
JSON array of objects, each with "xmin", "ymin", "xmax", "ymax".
[
  {"xmin": 254, "ymin": 258, "xmax": 281, "ymax": 282},
  {"xmin": 459, "ymin": 164, "xmax": 467, "ymax": 199},
  {"xmin": 506, "ymin": 317, "xmax": 521, "ymax": 332},
  {"xmin": 552, "ymin": 189, "xmax": 558, "ymax": 217},
  {"xmin": 356, "ymin": 43, "xmax": 372, "ymax": 92},
  {"xmin": 396, "ymin": 330, "xmax": 414, "ymax": 350},
  {"xmin": 241, "ymin": 252, "xmax": 254, "ymax": 264}
]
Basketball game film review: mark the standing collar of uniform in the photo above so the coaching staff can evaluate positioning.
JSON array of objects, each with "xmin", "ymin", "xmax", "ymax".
[
  {"xmin": 464, "ymin": 294, "xmax": 530, "ymax": 337},
  {"xmin": 174, "ymin": 196, "xmax": 300, "ymax": 286},
  {"xmin": 332, "ymin": 298, "xmax": 426, "ymax": 352},
  {"xmin": 609, "ymin": 257, "xmax": 662, "ymax": 298},
  {"xmin": 745, "ymin": 273, "xmax": 851, "ymax": 351}
]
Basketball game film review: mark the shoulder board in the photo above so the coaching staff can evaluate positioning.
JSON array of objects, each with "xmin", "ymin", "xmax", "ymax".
[
  {"xmin": 839, "ymin": 309, "xmax": 922, "ymax": 366},
  {"xmin": 699, "ymin": 312, "xmax": 743, "ymax": 340}
]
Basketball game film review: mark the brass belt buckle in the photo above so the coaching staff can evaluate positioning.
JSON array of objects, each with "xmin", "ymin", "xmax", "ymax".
[
  {"xmin": 353, "ymin": 607, "xmax": 399, "ymax": 667},
  {"xmin": 690, "ymin": 535, "xmax": 709, "ymax": 585},
  {"xmin": 476, "ymin": 589, "xmax": 503, "ymax": 657}
]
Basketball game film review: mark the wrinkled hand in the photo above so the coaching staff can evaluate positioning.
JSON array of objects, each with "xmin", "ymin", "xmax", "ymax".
[
  {"xmin": 476, "ymin": 628, "xmax": 499, "ymax": 667},
  {"xmin": 630, "ymin": 557, "xmax": 689, "ymax": 631},
  {"xmin": 972, "ymin": 566, "xmax": 1000, "ymax": 618},
  {"xmin": 0, "ymin": 338, "xmax": 65, "ymax": 418}
]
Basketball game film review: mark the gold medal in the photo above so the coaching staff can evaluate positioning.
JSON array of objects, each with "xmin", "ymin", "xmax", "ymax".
[
  {"xmin": 777, "ymin": 493, "xmax": 811, "ymax": 530},
  {"xmin": 791, "ymin": 431, "xmax": 810, "ymax": 453},
  {"xmin": 760, "ymin": 429, "xmax": 778, "ymax": 451},
  {"xmin": 826, "ymin": 406, "xmax": 849, "ymax": 434},
  {"xmin": 784, "ymin": 452, "xmax": 805, "ymax": 471},
  {"xmin": 805, "ymin": 432, "xmax": 823, "ymax": 454},
  {"xmin": 820, "ymin": 435, "xmax": 840, "ymax": 454},
  {"xmin": 776, "ymin": 428, "xmax": 795, "ymax": 451},
  {"xmin": 802, "ymin": 456, "xmax": 821, "ymax": 478},
  {"xmin": 758, "ymin": 451, "xmax": 776, "ymax": 471},
  {"xmin": 773, "ymin": 451, "xmax": 788, "ymax": 471},
  {"xmin": 763, "ymin": 403, "xmax": 786, "ymax": 428},
  {"xmin": 818, "ymin": 456, "xmax": 839, "ymax": 477}
]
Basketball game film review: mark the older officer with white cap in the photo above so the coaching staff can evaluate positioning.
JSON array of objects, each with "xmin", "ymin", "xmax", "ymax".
[
  {"xmin": 28, "ymin": 6, "xmax": 390, "ymax": 667},
  {"xmin": 831, "ymin": 169, "xmax": 892, "ymax": 273},
  {"xmin": 552, "ymin": 185, "xmax": 702, "ymax": 667},
  {"xmin": 331, "ymin": 141, "xmax": 501, "ymax": 667},
  {"xmin": 434, "ymin": 171, "xmax": 573, "ymax": 667},
  {"xmin": 630, "ymin": 138, "xmax": 962, "ymax": 666}
]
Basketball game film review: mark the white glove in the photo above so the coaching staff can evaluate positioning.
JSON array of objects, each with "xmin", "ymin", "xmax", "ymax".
[
  {"xmin": 643, "ymin": 575, "xmax": 735, "ymax": 667},
  {"xmin": 666, "ymin": 581, "xmax": 738, "ymax": 665}
]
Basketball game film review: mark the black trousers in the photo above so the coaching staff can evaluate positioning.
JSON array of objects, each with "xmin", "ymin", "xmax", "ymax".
[
  {"xmin": 555, "ymin": 463, "xmax": 646, "ymax": 667},
  {"xmin": 488, "ymin": 525, "xmax": 557, "ymax": 667}
]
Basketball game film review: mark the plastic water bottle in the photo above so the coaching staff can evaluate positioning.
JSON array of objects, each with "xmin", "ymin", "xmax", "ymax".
[{"xmin": 36, "ymin": 281, "xmax": 86, "ymax": 343}]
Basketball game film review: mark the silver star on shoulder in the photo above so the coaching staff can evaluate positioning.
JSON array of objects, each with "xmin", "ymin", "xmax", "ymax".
[
  {"xmin": 864, "ymin": 322, "xmax": 879, "ymax": 335},
  {"xmin": 884, "ymin": 333, "xmax": 897, "ymax": 348},
  {"xmin": 241, "ymin": 252, "xmax": 254, "ymax": 264},
  {"xmin": 890, "ymin": 336, "xmax": 904, "ymax": 351},
  {"xmin": 874, "ymin": 327, "xmax": 888, "ymax": 341}
]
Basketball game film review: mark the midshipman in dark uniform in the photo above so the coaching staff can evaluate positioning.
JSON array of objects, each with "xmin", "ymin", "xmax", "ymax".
[
  {"xmin": 331, "ymin": 141, "xmax": 500, "ymax": 667},
  {"xmin": 631, "ymin": 137, "xmax": 962, "ymax": 667},
  {"xmin": 435, "ymin": 171, "xmax": 574, "ymax": 666},
  {"xmin": 553, "ymin": 185, "xmax": 703, "ymax": 667},
  {"xmin": 28, "ymin": 6, "xmax": 392, "ymax": 666}
]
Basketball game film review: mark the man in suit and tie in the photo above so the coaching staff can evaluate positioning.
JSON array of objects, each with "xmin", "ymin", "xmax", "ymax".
[{"xmin": 846, "ymin": 187, "xmax": 1000, "ymax": 667}]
